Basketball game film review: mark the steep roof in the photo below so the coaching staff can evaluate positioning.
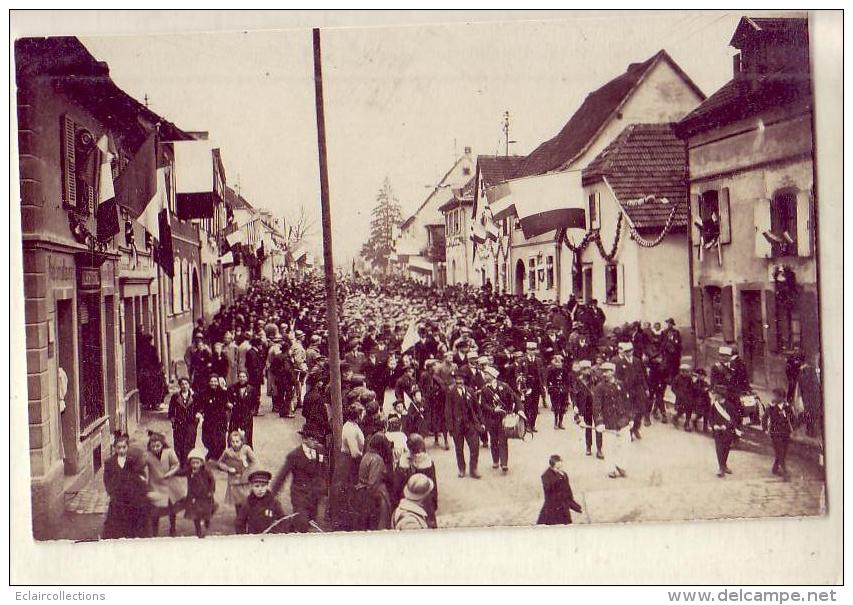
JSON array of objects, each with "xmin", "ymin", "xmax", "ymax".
[
  {"xmin": 730, "ymin": 16, "xmax": 809, "ymax": 49},
  {"xmin": 438, "ymin": 176, "xmax": 476, "ymax": 214},
  {"xmin": 516, "ymin": 50, "xmax": 704, "ymax": 178},
  {"xmin": 582, "ymin": 123, "xmax": 688, "ymax": 230},
  {"xmin": 223, "ymin": 185, "xmax": 254, "ymax": 212},
  {"xmin": 477, "ymin": 155, "xmax": 526, "ymax": 188},
  {"xmin": 15, "ymin": 37, "xmax": 192, "ymax": 154}
]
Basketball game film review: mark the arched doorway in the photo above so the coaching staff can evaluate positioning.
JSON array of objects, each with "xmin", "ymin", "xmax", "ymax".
[
  {"xmin": 191, "ymin": 269, "xmax": 202, "ymax": 322},
  {"xmin": 514, "ymin": 259, "xmax": 526, "ymax": 296}
]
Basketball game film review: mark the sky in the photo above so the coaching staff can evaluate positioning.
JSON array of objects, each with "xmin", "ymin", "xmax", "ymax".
[{"xmin": 79, "ymin": 12, "xmax": 758, "ymax": 267}]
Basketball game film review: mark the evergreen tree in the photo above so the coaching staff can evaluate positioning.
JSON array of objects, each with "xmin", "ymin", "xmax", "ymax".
[{"xmin": 360, "ymin": 177, "xmax": 403, "ymax": 273}]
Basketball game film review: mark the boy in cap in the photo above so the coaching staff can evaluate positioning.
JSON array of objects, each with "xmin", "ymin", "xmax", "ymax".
[
  {"xmin": 270, "ymin": 426, "xmax": 329, "ymax": 532},
  {"xmin": 671, "ymin": 363, "xmax": 695, "ymax": 431},
  {"xmin": 235, "ymin": 469, "xmax": 286, "ymax": 534}
]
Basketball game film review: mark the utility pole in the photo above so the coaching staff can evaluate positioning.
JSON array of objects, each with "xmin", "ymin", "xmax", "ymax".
[{"xmin": 312, "ymin": 29, "xmax": 344, "ymax": 459}]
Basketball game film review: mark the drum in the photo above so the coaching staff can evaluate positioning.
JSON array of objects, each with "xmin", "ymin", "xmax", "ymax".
[{"xmin": 502, "ymin": 412, "xmax": 528, "ymax": 440}]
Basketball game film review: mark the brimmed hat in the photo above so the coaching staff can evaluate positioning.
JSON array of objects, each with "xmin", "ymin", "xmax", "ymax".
[
  {"xmin": 618, "ymin": 342, "xmax": 634, "ymax": 351},
  {"xmin": 679, "ymin": 363, "xmax": 692, "ymax": 370},
  {"xmin": 403, "ymin": 473, "xmax": 435, "ymax": 502},
  {"xmin": 576, "ymin": 360, "xmax": 592, "ymax": 369},
  {"xmin": 525, "ymin": 341, "xmax": 537, "ymax": 350},
  {"xmin": 187, "ymin": 448, "xmax": 207, "ymax": 462},
  {"xmin": 600, "ymin": 362, "xmax": 616, "ymax": 371},
  {"xmin": 248, "ymin": 469, "xmax": 272, "ymax": 483},
  {"xmin": 718, "ymin": 346, "xmax": 733, "ymax": 356},
  {"xmin": 484, "ymin": 366, "xmax": 499, "ymax": 379}
]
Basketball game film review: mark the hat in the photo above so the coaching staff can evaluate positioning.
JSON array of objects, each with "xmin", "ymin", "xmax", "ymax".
[
  {"xmin": 484, "ymin": 366, "xmax": 499, "ymax": 379},
  {"xmin": 618, "ymin": 342, "xmax": 634, "ymax": 351},
  {"xmin": 679, "ymin": 363, "xmax": 692, "ymax": 370},
  {"xmin": 403, "ymin": 473, "xmax": 435, "ymax": 502},
  {"xmin": 666, "ymin": 318, "xmax": 675, "ymax": 325},
  {"xmin": 248, "ymin": 469, "xmax": 272, "ymax": 483},
  {"xmin": 310, "ymin": 334, "xmax": 321, "ymax": 343},
  {"xmin": 187, "ymin": 448, "xmax": 207, "ymax": 462},
  {"xmin": 526, "ymin": 341, "xmax": 537, "ymax": 350},
  {"xmin": 718, "ymin": 346, "xmax": 733, "ymax": 356},
  {"xmin": 600, "ymin": 362, "xmax": 616, "ymax": 371},
  {"xmin": 576, "ymin": 360, "xmax": 592, "ymax": 369},
  {"xmin": 478, "ymin": 356, "xmax": 490, "ymax": 365},
  {"xmin": 467, "ymin": 351, "xmax": 478, "ymax": 360}
]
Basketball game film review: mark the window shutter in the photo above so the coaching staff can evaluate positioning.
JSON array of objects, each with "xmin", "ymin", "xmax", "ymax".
[
  {"xmin": 595, "ymin": 192, "xmax": 602, "ymax": 230},
  {"xmin": 796, "ymin": 189, "xmax": 813, "ymax": 257},
  {"xmin": 703, "ymin": 288, "xmax": 716, "ymax": 337},
  {"xmin": 61, "ymin": 114, "xmax": 77, "ymax": 208},
  {"xmin": 754, "ymin": 198, "xmax": 772, "ymax": 258},
  {"xmin": 690, "ymin": 193, "xmax": 701, "ymax": 246},
  {"xmin": 719, "ymin": 187, "xmax": 732, "ymax": 244},
  {"xmin": 764, "ymin": 289, "xmax": 778, "ymax": 353},
  {"xmin": 721, "ymin": 285, "xmax": 735, "ymax": 343},
  {"xmin": 617, "ymin": 262, "xmax": 625, "ymax": 304},
  {"xmin": 693, "ymin": 287, "xmax": 705, "ymax": 338}
]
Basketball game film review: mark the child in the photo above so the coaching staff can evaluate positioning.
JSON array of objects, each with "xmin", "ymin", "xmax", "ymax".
[
  {"xmin": 385, "ymin": 414, "xmax": 409, "ymax": 469},
  {"xmin": 763, "ymin": 388, "xmax": 794, "ymax": 479},
  {"xmin": 671, "ymin": 364, "xmax": 695, "ymax": 431},
  {"xmin": 691, "ymin": 369, "xmax": 711, "ymax": 433},
  {"xmin": 185, "ymin": 448, "xmax": 216, "ymax": 538},
  {"xmin": 216, "ymin": 430, "xmax": 258, "ymax": 517},
  {"xmin": 143, "ymin": 431, "xmax": 184, "ymax": 537},
  {"xmin": 235, "ymin": 469, "xmax": 285, "ymax": 534}
]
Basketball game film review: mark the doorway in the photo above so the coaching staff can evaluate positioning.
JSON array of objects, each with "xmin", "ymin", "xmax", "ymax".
[
  {"xmin": 740, "ymin": 290, "xmax": 765, "ymax": 382},
  {"xmin": 56, "ymin": 299, "xmax": 77, "ymax": 473},
  {"xmin": 77, "ymin": 292, "xmax": 104, "ymax": 431},
  {"xmin": 191, "ymin": 269, "xmax": 202, "ymax": 321},
  {"xmin": 103, "ymin": 296, "xmax": 117, "ymax": 431},
  {"xmin": 514, "ymin": 259, "xmax": 525, "ymax": 295}
]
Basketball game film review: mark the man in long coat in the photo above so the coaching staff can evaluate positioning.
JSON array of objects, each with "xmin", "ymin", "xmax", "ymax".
[
  {"xmin": 592, "ymin": 362, "xmax": 631, "ymax": 478},
  {"xmin": 445, "ymin": 372, "xmax": 483, "ymax": 479},
  {"xmin": 519, "ymin": 342, "xmax": 546, "ymax": 432},
  {"xmin": 612, "ymin": 341, "xmax": 648, "ymax": 438}
]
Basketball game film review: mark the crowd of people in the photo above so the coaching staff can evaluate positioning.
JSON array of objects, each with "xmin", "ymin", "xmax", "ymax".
[{"xmin": 101, "ymin": 270, "xmax": 820, "ymax": 538}]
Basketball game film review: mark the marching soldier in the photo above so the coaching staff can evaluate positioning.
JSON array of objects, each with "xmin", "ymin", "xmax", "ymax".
[
  {"xmin": 519, "ymin": 342, "xmax": 546, "ymax": 432},
  {"xmin": 479, "ymin": 366, "xmax": 521, "ymax": 474}
]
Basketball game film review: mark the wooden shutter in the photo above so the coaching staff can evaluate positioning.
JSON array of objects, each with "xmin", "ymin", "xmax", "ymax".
[
  {"xmin": 595, "ymin": 192, "xmax": 602, "ymax": 229},
  {"xmin": 693, "ymin": 287, "xmax": 706, "ymax": 338},
  {"xmin": 765, "ymin": 289, "xmax": 778, "ymax": 353},
  {"xmin": 719, "ymin": 187, "xmax": 732, "ymax": 244},
  {"xmin": 617, "ymin": 262, "xmax": 625, "ymax": 304},
  {"xmin": 796, "ymin": 189, "xmax": 813, "ymax": 257},
  {"xmin": 61, "ymin": 114, "xmax": 77, "ymax": 208},
  {"xmin": 754, "ymin": 198, "xmax": 772, "ymax": 258},
  {"xmin": 721, "ymin": 285, "xmax": 735, "ymax": 343},
  {"xmin": 703, "ymin": 288, "xmax": 716, "ymax": 337},
  {"xmin": 690, "ymin": 193, "xmax": 701, "ymax": 246}
]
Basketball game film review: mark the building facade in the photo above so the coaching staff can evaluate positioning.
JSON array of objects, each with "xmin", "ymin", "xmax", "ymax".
[{"xmin": 676, "ymin": 17, "xmax": 817, "ymax": 387}]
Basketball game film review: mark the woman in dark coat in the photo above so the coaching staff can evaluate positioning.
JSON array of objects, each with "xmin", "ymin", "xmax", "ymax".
[
  {"xmin": 136, "ymin": 333, "xmax": 167, "ymax": 410},
  {"xmin": 102, "ymin": 434, "xmax": 151, "ymax": 539},
  {"xmin": 227, "ymin": 370, "xmax": 258, "ymax": 447},
  {"xmin": 537, "ymin": 455, "xmax": 583, "ymax": 525},
  {"xmin": 199, "ymin": 373, "xmax": 232, "ymax": 461},
  {"xmin": 168, "ymin": 377, "xmax": 200, "ymax": 470}
]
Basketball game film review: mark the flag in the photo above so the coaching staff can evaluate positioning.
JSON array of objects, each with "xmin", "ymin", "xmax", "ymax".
[
  {"xmin": 157, "ymin": 208, "xmax": 174, "ymax": 277},
  {"xmin": 488, "ymin": 172, "xmax": 586, "ymax": 239},
  {"xmin": 226, "ymin": 229, "xmax": 247, "ymax": 247},
  {"xmin": 95, "ymin": 135, "xmax": 121, "ymax": 242},
  {"xmin": 114, "ymin": 131, "xmax": 157, "ymax": 221}
]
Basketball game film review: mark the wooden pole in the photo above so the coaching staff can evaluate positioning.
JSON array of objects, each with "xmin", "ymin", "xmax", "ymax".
[{"xmin": 312, "ymin": 28, "xmax": 343, "ymax": 455}]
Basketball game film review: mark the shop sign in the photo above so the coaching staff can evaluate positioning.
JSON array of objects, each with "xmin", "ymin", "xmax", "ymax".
[{"xmin": 78, "ymin": 266, "xmax": 101, "ymax": 291}]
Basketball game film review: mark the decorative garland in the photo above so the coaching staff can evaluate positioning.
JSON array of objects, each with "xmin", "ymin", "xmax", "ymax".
[
  {"xmin": 625, "ymin": 203, "xmax": 679, "ymax": 248},
  {"xmin": 594, "ymin": 212, "xmax": 622, "ymax": 262}
]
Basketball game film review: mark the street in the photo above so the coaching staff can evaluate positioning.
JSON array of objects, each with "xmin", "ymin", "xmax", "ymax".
[{"xmin": 57, "ymin": 389, "xmax": 824, "ymax": 541}]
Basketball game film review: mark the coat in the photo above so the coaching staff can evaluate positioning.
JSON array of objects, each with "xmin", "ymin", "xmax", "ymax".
[
  {"xmin": 218, "ymin": 444, "xmax": 258, "ymax": 506},
  {"xmin": 235, "ymin": 491, "xmax": 285, "ymax": 534},
  {"xmin": 227, "ymin": 383, "xmax": 257, "ymax": 440},
  {"xmin": 143, "ymin": 448, "xmax": 185, "ymax": 508},
  {"xmin": 102, "ymin": 454, "xmax": 150, "ymax": 539},
  {"xmin": 445, "ymin": 384, "xmax": 482, "ymax": 434},
  {"xmin": 184, "ymin": 466, "xmax": 216, "ymax": 521},
  {"xmin": 612, "ymin": 354, "xmax": 648, "ymax": 414},
  {"xmin": 245, "ymin": 346, "xmax": 266, "ymax": 386},
  {"xmin": 271, "ymin": 444, "xmax": 328, "ymax": 514},
  {"xmin": 537, "ymin": 468, "xmax": 583, "ymax": 525},
  {"xmin": 592, "ymin": 380, "xmax": 631, "ymax": 431},
  {"xmin": 168, "ymin": 391, "xmax": 199, "ymax": 464},
  {"xmin": 392, "ymin": 498, "xmax": 430, "ymax": 530},
  {"xmin": 479, "ymin": 381, "xmax": 519, "ymax": 426},
  {"xmin": 199, "ymin": 386, "xmax": 230, "ymax": 460}
]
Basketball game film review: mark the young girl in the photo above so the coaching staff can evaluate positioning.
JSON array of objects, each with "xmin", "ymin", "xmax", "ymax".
[
  {"xmin": 185, "ymin": 448, "xmax": 216, "ymax": 538},
  {"xmin": 395, "ymin": 433, "xmax": 438, "ymax": 527},
  {"xmin": 216, "ymin": 430, "xmax": 258, "ymax": 517},
  {"xmin": 143, "ymin": 431, "xmax": 184, "ymax": 537}
]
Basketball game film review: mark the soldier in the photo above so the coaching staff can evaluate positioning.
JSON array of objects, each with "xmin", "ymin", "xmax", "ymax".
[
  {"xmin": 572, "ymin": 360, "xmax": 601, "ymax": 458},
  {"xmin": 592, "ymin": 361, "xmax": 631, "ymax": 478},
  {"xmin": 611, "ymin": 342, "xmax": 648, "ymax": 439},
  {"xmin": 546, "ymin": 354, "xmax": 570, "ymax": 429},
  {"xmin": 519, "ymin": 341, "xmax": 546, "ymax": 432},
  {"xmin": 479, "ymin": 366, "xmax": 521, "ymax": 474}
]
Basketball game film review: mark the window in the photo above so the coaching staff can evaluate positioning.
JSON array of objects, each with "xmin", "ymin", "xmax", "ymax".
[
  {"xmin": 582, "ymin": 264, "xmax": 593, "ymax": 303},
  {"xmin": 172, "ymin": 258, "xmax": 181, "ymax": 313},
  {"xmin": 770, "ymin": 191, "xmax": 798, "ymax": 257},
  {"xmin": 462, "ymin": 167, "xmax": 471, "ymax": 176},
  {"xmin": 546, "ymin": 256, "xmax": 554, "ymax": 290},
  {"xmin": 528, "ymin": 258, "xmax": 536, "ymax": 291},
  {"xmin": 182, "ymin": 259, "xmax": 190, "ymax": 311},
  {"xmin": 605, "ymin": 264, "xmax": 618, "ymax": 304},
  {"xmin": 705, "ymin": 286, "xmax": 723, "ymax": 336},
  {"xmin": 588, "ymin": 192, "xmax": 601, "ymax": 230},
  {"xmin": 775, "ymin": 293, "xmax": 801, "ymax": 351}
]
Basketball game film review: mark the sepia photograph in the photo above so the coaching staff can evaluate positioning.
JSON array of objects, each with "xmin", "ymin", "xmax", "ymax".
[{"xmin": 7, "ymin": 8, "xmax": 843, "ymax": 586}]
